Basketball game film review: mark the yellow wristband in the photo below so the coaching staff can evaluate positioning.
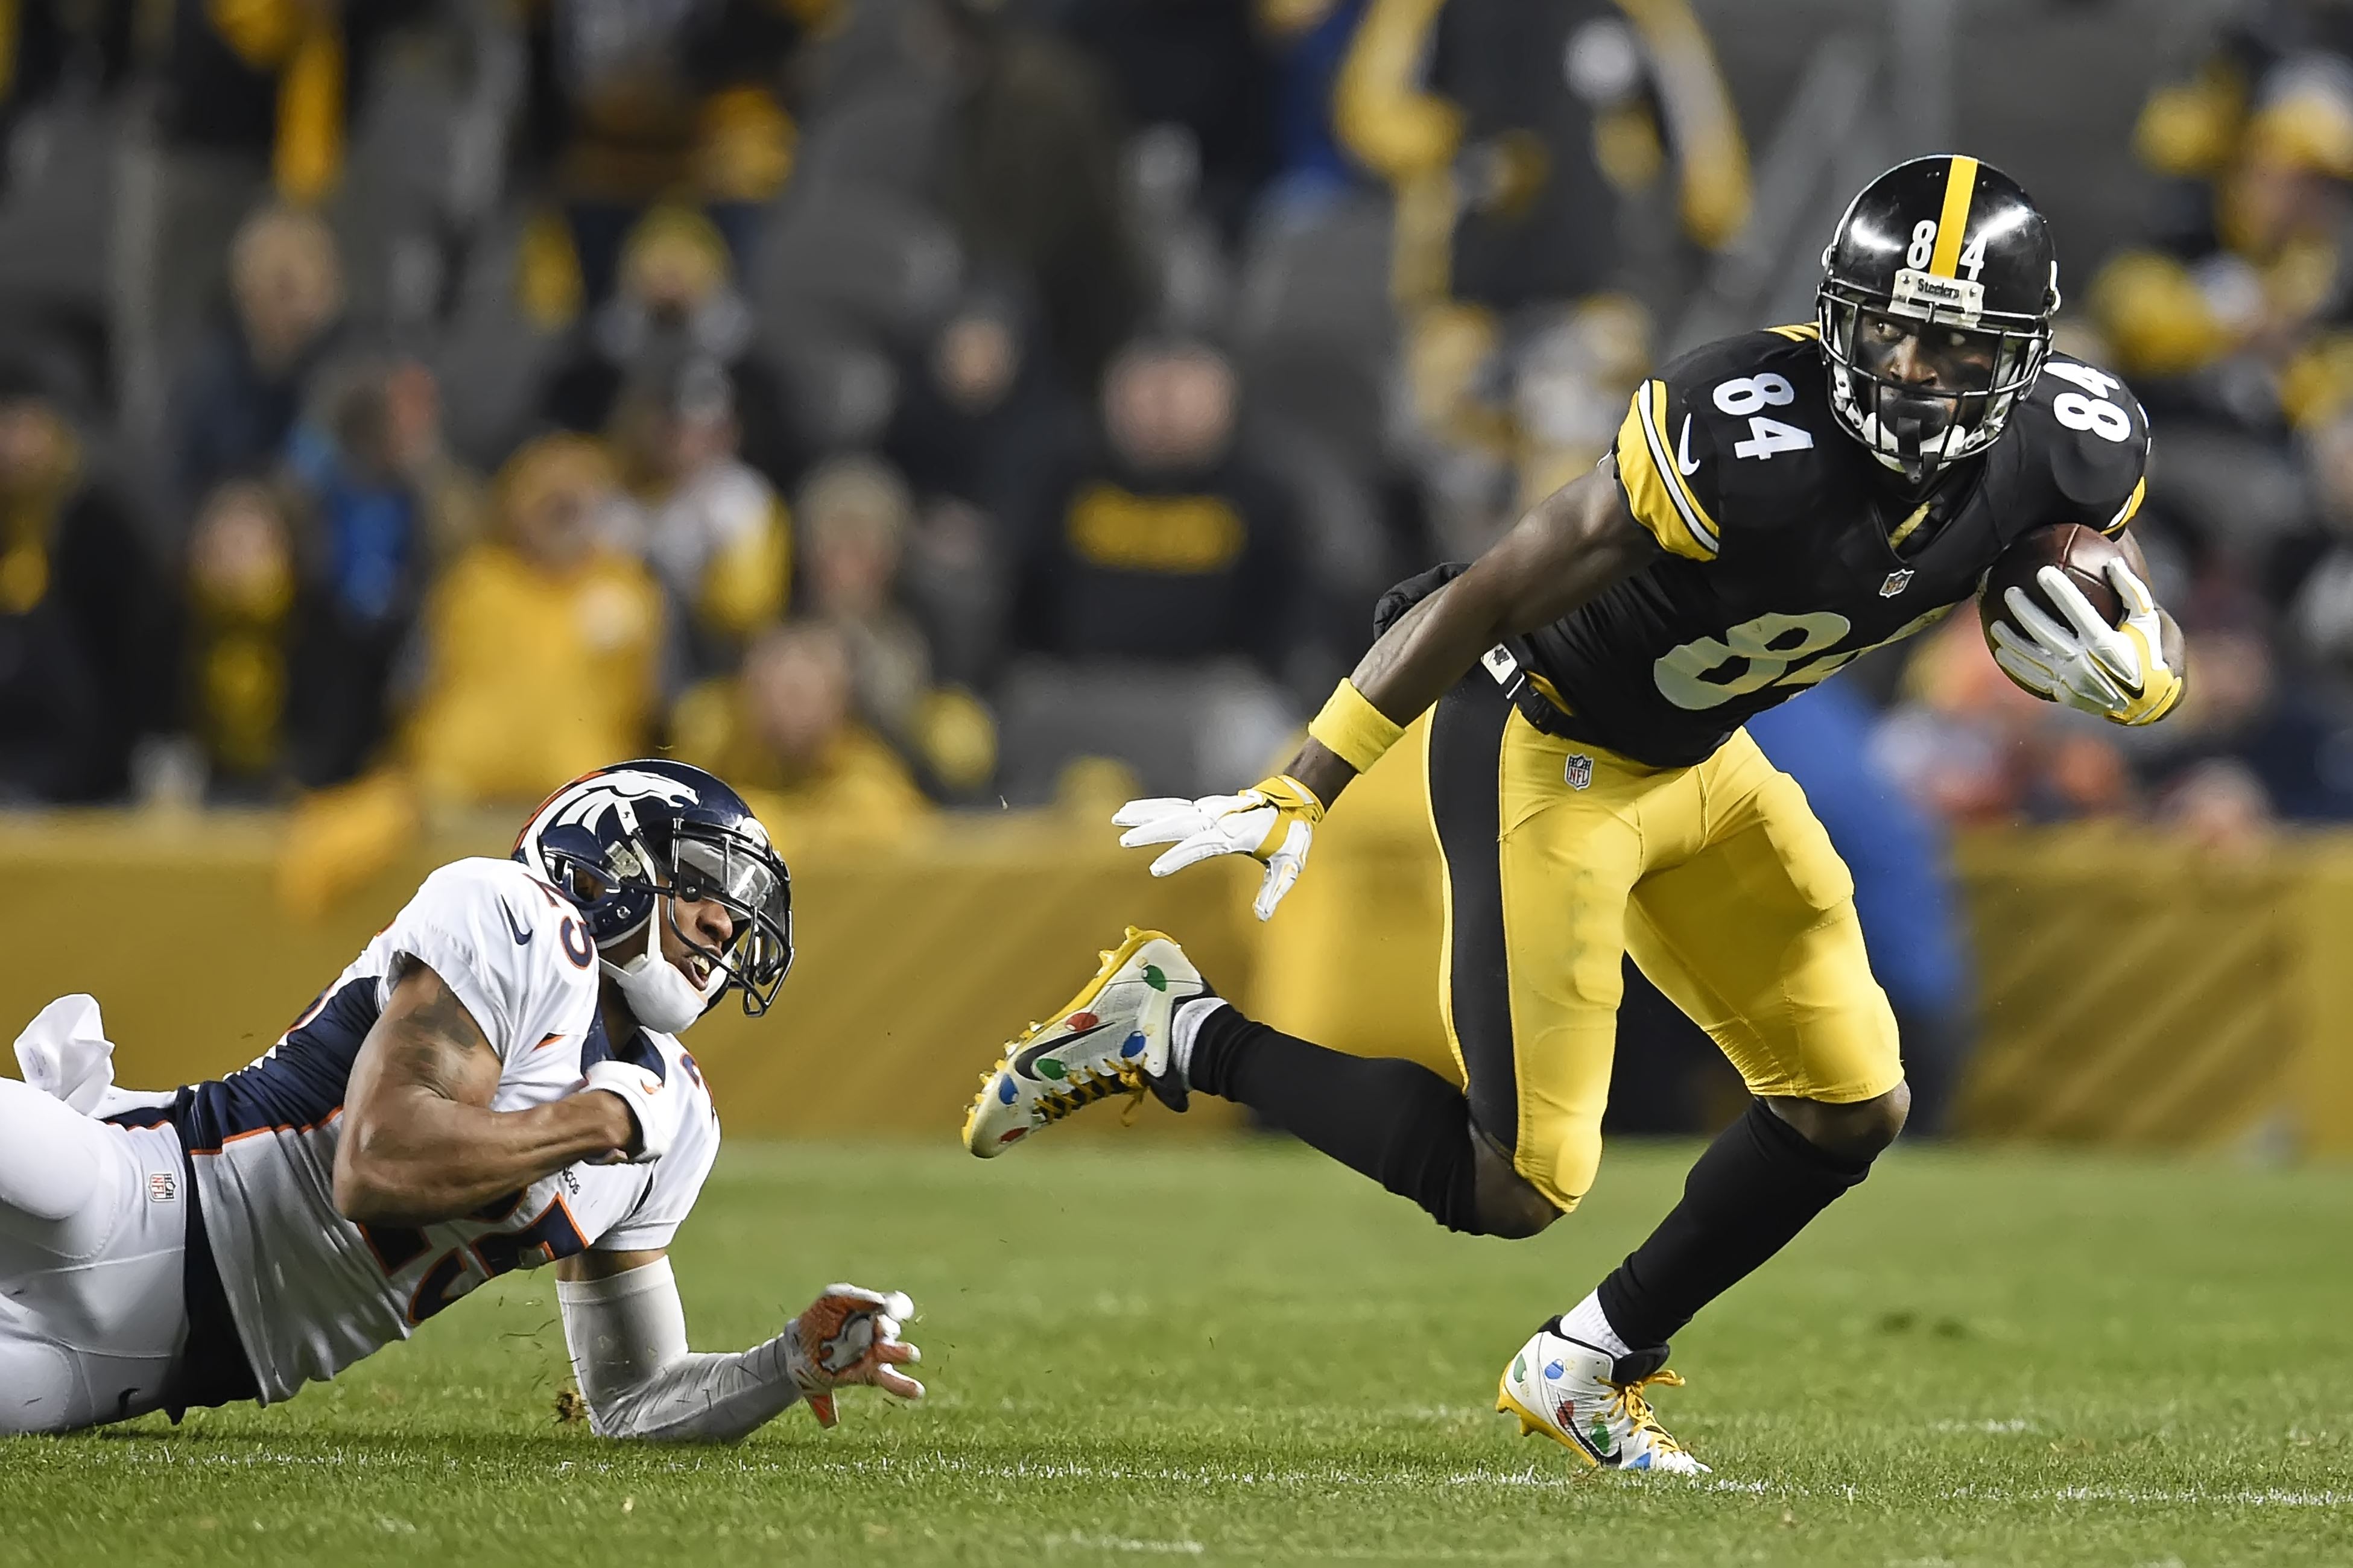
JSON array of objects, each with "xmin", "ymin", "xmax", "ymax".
[{"xmin": 1306, "ymin": 680, "xmax": 1407, "ymax": 774}]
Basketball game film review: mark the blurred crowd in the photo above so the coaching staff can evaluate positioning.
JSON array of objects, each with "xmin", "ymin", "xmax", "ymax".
[
  {"xmin": 11, "ymin": 0, "xmax": 2353, "ymax": 878},
  {"xmin": 0, "ymin": 0, "xmax": 1754, "ymax": 853},
  {"xmin": 1898, "ymin": 0, "xmax": 2353, "ymax": 855}
]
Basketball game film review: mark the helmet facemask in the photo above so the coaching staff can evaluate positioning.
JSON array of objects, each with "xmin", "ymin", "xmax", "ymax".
[
  {"xmin": 540, "ymin": 818, "xmax": 794, "ymax": 1026},
  {"xmin": 1817, "ymin": 270, "xmax": 2052, "ymax": 484}
]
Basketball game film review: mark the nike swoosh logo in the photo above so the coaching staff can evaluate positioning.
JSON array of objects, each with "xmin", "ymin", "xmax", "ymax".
[
  {"xmin": 1012, "ymin": 1019, "xmax": 1121, "ymax": 1080},
  {"xmin": 498, "ymin": 903, "xmax": 533, "ymax": 946},
  {"xmin": 1676, "ymin": 415, "xmax": 1699, "ymax": 476}
]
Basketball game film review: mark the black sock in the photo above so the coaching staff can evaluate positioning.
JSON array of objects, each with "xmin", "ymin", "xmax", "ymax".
[
  {"xmin": 1188, "ymin": 1004, "xmax": 1483, "ymax": 1231},
  {"xmin": 1595, "ymin": 1101, "xmax": 1872, "ymax": 1350}
]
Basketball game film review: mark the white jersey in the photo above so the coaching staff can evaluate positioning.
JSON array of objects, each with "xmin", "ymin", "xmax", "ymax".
[{"xmin": 163, "ymin": 858, "xmax": 721, "ymax": 1405}]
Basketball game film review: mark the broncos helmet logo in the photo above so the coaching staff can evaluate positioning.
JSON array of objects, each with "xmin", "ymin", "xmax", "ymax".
[{"xmin": 518, "ymin": 770, "xmax": 699, "ymax": 859}]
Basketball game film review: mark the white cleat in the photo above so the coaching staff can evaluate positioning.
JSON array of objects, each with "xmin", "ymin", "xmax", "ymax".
[
  {"xmin": 1496, "ymin": 1320, "xmax": 1708, "ymax": 1474},
  {"xmin": 961, "ymin": 928, "xmax": 1208, "ymax": 1157}
]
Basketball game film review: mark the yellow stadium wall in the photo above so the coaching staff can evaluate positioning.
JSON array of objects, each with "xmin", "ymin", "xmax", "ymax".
[{"xmin": 5, "ymin": 792, "xmax": 2353, "ymax": 1155}]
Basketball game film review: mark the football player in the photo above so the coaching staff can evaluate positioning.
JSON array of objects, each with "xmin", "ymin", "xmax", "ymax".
[
  {"xmin": 0, "ymin": 760, "xmax": 925, "ymax": 1438},
  {"xmin": 964, "ymin": 157, "xmax": 2181, "ymax": 1472}
]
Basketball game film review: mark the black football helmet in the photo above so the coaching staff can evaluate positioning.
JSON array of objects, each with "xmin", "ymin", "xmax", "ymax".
[
  {"xmin": 1817, "ymin": 155, "xmax": 2059, "ymax": 483},
  {"xmin": 512, "ymin": 760, "xmax": 794, "ymax": 1017}
]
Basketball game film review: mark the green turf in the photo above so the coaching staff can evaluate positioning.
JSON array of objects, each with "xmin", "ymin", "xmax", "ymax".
[{"xmin": 5, "ymin": 1139, "xmax": 2352, "ymax": 1567}]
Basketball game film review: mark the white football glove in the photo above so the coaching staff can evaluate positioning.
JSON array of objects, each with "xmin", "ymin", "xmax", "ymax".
[
  {"xmin": 1987, "ymin": 559, "xmax": 2184, "ymax": 726},
  {"xmin": 785, "ymin": 1284, "xmax": 924, "ymax": 1427},
  {"xmin": 580, "ymin": 1060, "xmax": 680, "ymax": 1165},
  {"xmin": 1113, "ymin": 774, "xmax": 1327, "ymax": 921}
]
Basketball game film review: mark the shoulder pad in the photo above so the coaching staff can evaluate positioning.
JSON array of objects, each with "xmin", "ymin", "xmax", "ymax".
[
  {"xmin": 1612, "ymin": 327, "xmax": 1842, "ymax": 560},
  {"xmin": 2010, "ymin": 356, "xmax": 2151, "ymax": 535},
  {"xmin": 387, "ymin": 858, "xmax": 599, "ymax": 1061}
]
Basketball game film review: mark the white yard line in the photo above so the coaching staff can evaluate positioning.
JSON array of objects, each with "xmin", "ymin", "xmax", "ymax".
[{"xmin": 68, "ymin": 1444, "xmax": 2353, "ymax": 1510}]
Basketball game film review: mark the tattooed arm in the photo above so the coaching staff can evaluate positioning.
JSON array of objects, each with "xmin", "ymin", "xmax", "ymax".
[
  {"xmin": 1284, "ymin": 462, "xmax": 1658, "ymax": 808},
  {"xmin": 332, "ymin": 957, "xmax": 633, "ymax": 1227}
]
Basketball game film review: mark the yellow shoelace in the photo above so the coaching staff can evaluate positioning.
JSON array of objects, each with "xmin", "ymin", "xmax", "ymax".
[
  {"xmin": 1037, "ymin": 1065, "xmax": 1149, "ymax": 1125},
  {"xmin": 1602, "ymin": 1368, "xmax": 1691, "ymax": 1455}
]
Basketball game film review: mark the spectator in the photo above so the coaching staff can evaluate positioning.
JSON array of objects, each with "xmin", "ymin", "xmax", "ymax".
[
  {"xmin": 670, "ymin": 621, "xmax": 932, "ymax": 850},
  {"xmin": 608, "ymin": 353, "xmax": 790, "ymax": 677},
  {"xmin": 1008, "ymin": 336, "xmax": 1305, "ymax": 676},
  {"xmin": 1336, "ymin": 0, "xmax": 1747, "ymax": 313},
  {"xmin": 2130, "ymin": 0, "xmax": 2353, "ymax": 187},
  {"xmin": 933, "ymin": 0, "xmax": 1146, "ymax": 393},
  {"xmin": 0, "ymin": 358, "xmax": 163, "ymax": 802},
  {"xmin": 279, "ymin": 357, "xmax": 484, "ymax": 787},
  {"xmin": 536, "ymin": 206, "xmax": 800, "ymax": 490},
  {"xmin": 2092, "ymin": 58, "xmax": 2353, "ymax": 432},
  {"xmin": 886, "ymin": 291, "xmax": 1077, "ymax": 526},
  {"xmin": 1059, "ymin": 0, "xmax": 1280, "ymax": 242},
  {"xmin": 400, "ymin": 434, "xmax": 662, "ymax": 806},
  {"xmin": 181, "ymin": 480, "xmax": 297, "ymax": 797},
  {"xmin": 178, "ymin": 204, "xmax": 346, "ymax": 508},
  {"xmin": 150, "ymin": 0, "xmax": 425, "ymax": 348},
  {"xmin": 799, "ymin": 454, "xmax": 997, "ymax": 796},
  {"xmin": 518, "ymin": 0, "xmax": 809, "ymax": 311},
  {"xmin": 800, "ymin": 455, "xmax": 925, "ymax": 733},
  {"xmin": 1336, "ymin": 0, "xmax": 1742, "ymax": 544},
  {"xmin": 885, "ymin": 291, "xmax": 1078, "ymax": 684}
]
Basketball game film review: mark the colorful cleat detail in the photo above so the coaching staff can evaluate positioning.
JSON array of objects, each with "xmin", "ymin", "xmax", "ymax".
[
  {"xmin": 1494, "ymin": 1321, "xmax": 1707, "ymax": 1475},
  {"xmin": 961, "ymin": 928, "xmax": 1208, "ymax": 1157}
]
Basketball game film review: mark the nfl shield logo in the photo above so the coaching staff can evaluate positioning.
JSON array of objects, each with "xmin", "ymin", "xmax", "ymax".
[
  {"xmin": 1565, "ymin": 754, "xmax": 1594, "ymax": 791},
  {"xmin": 1878, "ymin": 569, "xmax": 1914, "ymax": 598},
  {"xmin": 147, "ymin": 1171, "xmax": 177, "ymax": 1203}
]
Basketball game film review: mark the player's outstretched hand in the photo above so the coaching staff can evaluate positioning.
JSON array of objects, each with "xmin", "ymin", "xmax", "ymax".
[
  {"xmin": 579, "ymin": 1060, "xmax": 681, "ymax": 1165},
  {"xmin": 787, "ymin": 1284, "xmax": 924, "ymax": 1428},
  {"xmin": 1113, "ymin": 775, "xmax": 1326, "ymax": 922}
]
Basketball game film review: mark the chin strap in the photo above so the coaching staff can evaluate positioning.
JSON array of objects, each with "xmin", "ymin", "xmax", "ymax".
[{"xmin": 601, "ymin": 901, "xmax": 728, "ymax": 1035}]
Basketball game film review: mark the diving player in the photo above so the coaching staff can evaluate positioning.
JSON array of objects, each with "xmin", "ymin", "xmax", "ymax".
[
  {"xmin": 0, "ymin": 760, "xmax": 925, "ymax": 1438},
  {"xmin": 964, "ymin": 158, "xmax": 2184, "ymax": 1472}
]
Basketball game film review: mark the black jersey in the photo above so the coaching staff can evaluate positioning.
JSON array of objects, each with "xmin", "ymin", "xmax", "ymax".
[{"xmin": 1509, "ymin": 324, "xmax": 2151, "ymax": 768}]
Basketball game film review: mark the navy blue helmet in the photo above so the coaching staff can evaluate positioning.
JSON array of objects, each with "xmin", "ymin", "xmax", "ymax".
[{"xmin": 513, "ymin": 760, "xmax": 793, "ymax": 1017}]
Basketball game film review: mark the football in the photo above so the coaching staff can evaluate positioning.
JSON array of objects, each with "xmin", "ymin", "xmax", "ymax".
[{"xmin": 1978, "ymin": 523, "xmax": 2125, "ymax": 657}]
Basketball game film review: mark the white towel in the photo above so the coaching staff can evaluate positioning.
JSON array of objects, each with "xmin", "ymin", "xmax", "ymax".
[{"xmin": 13, "ymin": 994, "xmax": 119, "ymax": 1116}]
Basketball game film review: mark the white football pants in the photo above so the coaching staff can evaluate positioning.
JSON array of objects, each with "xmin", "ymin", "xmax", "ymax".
[{"xmin": 0, "ymin": 1076, "xmax": 188, "ymax": 1434}]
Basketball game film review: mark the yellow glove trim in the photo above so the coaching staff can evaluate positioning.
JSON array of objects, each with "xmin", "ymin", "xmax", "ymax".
[
  {"xmin": 1248, "ymin": 775, "xmax": 1327, "ymax": 859},
  {"xmin": 1306, "ymin": 681, "xmax": 1407, "ymax": 774},
  {"xmin": 2106, "ymin": 627, "xmax": 2184, "ymax": 726}
]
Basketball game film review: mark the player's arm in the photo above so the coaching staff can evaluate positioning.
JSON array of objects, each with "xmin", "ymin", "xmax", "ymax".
[
  {"xmin": 553, "ymin": 1247, "xmax": 924, "ymax": 1442},
  {"xmin": 332, "ymin": 958, "xmax": 636, "ymax": 1227},
  {"xmin": 1113, "ymin": 466, "xmax": 1656, "ymax": 917},
  {"xmin": 1287, "ymin": 466, "xmax": 1658, "ymax": 806}
]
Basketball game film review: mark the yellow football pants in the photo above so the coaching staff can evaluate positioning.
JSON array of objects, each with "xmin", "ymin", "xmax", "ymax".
[{"xmin": 1426, "ymin": 680, "xmax": 1904, "ymax": 1214}]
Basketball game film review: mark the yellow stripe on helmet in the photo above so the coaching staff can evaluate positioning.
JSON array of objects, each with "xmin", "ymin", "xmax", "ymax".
[{"xmin": 1927, "ymin": 154, "xmax": 1979, "ymax": 277}]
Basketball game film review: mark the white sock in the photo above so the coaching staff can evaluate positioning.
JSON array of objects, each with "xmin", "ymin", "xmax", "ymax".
[
  {"xmin": 1168, "ymin": 997, "xmax": 1229, "ymax": 1084},
  {"xmin": 1559, "ymin": 1289, "xmax": 1632, "ymax": 1360}
]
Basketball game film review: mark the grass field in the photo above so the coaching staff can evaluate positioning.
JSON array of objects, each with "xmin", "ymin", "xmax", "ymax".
[{"xmin": 5, "ymin": 1138, "xmax": 2352, "ymax": 1567}]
